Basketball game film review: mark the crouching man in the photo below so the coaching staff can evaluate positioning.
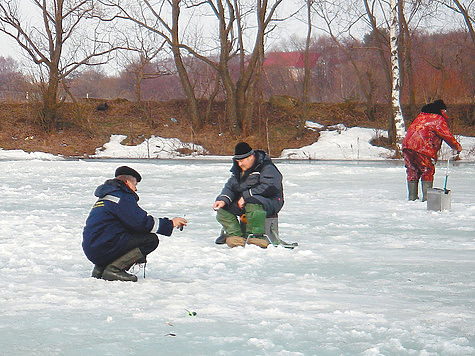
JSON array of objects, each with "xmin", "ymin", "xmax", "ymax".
[
  {"xmin": 82, "ymin": 166, "xmax": 187, "ymax": 282},
  {"xmin": 212, "ymin": 142, "xmax": 284, "ymax": 248}
]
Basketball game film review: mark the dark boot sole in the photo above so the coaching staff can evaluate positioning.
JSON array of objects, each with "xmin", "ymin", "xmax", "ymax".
[{"xmin": 102, "ymin": 270, "xmax": 138, "ymax": 282}]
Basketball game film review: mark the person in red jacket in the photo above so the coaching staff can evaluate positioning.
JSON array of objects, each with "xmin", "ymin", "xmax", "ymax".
[{"xmin": 402, "ymin": 99, "xmax": 462, "ymax": 201}]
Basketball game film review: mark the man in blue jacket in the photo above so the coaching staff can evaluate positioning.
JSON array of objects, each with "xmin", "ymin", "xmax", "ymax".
[
  {"xmin": 212, "ymin": 142, "xmax": 284, "ymax": 248},
  {"xmin": 83, "ymin": 166, "xmax": 187, "ymax": 282}
]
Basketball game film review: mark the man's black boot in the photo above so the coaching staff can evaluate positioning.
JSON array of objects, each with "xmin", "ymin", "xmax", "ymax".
[
  {"xmin": 91, "ymin": 265, "xmax": 105, "ymax": 279},
  {"xmin": 102, "ymin": 248, "xmax": 144, "ymax": 282}
]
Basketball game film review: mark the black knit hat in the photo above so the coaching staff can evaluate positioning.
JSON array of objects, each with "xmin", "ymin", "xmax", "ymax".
[
  {"xmin": 115, "ymin": 166, "xmax": 142, "ymax": 182},
  {"xmin": 433, "ymin": 99, "xmax": 447, "ymax": 112},
  {"xmin": 234, "ymin": 142, "xmax": 254, "ymax": 160},
  {"xmin": 421, "ymin": 99, "xmax": 447, "ymax": 115}
]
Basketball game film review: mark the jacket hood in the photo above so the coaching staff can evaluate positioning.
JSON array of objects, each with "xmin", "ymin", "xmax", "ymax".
[{"xmin": 94, "ymin": 178, "xmax": 139, "ymax": 201}]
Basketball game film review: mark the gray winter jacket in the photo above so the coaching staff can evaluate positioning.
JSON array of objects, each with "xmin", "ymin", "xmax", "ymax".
[{"xmin": 216, "ymin": 150, "xmax": 284, "ymax": 216}]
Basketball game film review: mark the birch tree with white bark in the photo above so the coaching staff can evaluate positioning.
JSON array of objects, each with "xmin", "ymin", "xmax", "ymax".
[{"xmin": 389, "ymin": 0, "xmax": 405, "ymax": 149}]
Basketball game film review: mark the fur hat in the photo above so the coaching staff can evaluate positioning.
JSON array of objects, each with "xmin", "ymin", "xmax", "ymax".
[
  {"xmin": 234, "ymin": 142, "xmax": 254, "ymax": 160},
  {"xmin": 115, "ymin": 166, "xmax": 142, "ymax": 182},
  {"xmin": 421, "ymin": 99, "xmax": 447, "ymax": 115}
]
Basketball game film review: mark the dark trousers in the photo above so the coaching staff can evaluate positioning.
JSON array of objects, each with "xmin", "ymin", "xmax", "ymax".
[
  {"xmin": 124, "ymin": 232, "xmax": 159, "ymax": 257},
  {"xmin": 101, "ymin": 232, "xmax": 159, "ymax": 266}
]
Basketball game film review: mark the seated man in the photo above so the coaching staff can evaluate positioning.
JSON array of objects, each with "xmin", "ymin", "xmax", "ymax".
[
  {"xmin": 212, "ymin": 142, "xmax": 284, "ymax": 248},
  {"xmin": 82, "ymin": 166, "xmax": 187, "ymax": 282}
]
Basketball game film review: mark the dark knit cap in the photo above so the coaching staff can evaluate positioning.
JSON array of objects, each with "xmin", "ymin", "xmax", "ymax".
[
  {"xmin": 115, "ymin": 166, "xmax": 142, "ymax": 182},
  {"xmin": 421, "ymin": 99, "xmax": 447, "ymax": 115},
  {"xmin": 234, "ymin": 142, "xmax": 254, "ymax": 160},
  {"xmin": 433, "ymin": 99, "xmax": 447, "ymax": 112}
]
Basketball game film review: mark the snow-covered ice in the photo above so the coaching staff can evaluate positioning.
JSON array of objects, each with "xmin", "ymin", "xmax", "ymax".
[
  {"xmin": 0, "ymin": 158, "xmax": 474, "ymax": 355},
  {"xmin": 0, "ymin": 122, "xmax": 474, "ymax": 354}
]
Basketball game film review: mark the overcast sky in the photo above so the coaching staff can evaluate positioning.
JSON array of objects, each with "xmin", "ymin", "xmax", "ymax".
[
  {"xmin": 0, "ymin": 0, "xmax": 310, "ymax": 73},
  {"xmin": 0, "ymin": 0, "xmax": 469, "ymax": 74}
]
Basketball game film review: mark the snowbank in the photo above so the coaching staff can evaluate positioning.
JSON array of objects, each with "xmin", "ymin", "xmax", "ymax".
[
  {"xmin": 0, "ymin": 148, "xmax": 61, "ymax": 160},
  {"xmin": 1, "ymin": 122, "xmax": 474, "ymax": 161},
  {"xmin": 280, "ymin": 121, "xmax": 475, "ymax": 161},
  {"xmin": 280, "ymin": 124, "xmax": 393, "ymax": 160},
  {"xmin": 92, "ymin": 134, "xmax": 208, "ymax": 158}
]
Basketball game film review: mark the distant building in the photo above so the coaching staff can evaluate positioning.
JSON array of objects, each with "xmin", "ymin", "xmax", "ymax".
[{"xmin": 263, "ymin": 52, "xmax": 320, "ymax": 80}]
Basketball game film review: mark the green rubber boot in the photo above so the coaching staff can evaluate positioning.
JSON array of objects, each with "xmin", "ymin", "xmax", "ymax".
[
  {"xmin": 244, "ymin": 204, "xmax": 267, "ymax": 235},
  {"xmin": 216, "ymin": 208, "xmax": 242, "ymax": 237}
]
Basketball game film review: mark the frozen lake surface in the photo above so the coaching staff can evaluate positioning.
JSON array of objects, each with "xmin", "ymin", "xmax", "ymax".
[{"xmin": 0, "ymin": 159, "xmax": 474, "ymax": 355}]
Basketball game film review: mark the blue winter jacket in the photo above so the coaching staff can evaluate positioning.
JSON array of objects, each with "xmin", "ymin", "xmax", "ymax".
[
  {"xmin": 216, "ymin": 150, "xmax": 284, "ymax": 216},
  {"xmin": 82, "ymin": 179, "xmax": 173, "ymax": 265}
]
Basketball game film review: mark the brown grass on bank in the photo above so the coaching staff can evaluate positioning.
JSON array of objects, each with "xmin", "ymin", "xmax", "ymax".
[{"xmin": 0, "ymin": 99, "xmax": 472, "ymax": 157}]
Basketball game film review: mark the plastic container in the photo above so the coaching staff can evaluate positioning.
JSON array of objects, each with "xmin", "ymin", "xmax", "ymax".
[{"xmin": 427, "ymin": 188, "xmax": 451, "ymax": 211}]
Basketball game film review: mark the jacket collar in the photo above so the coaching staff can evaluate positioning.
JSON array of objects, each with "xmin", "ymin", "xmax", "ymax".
[{"xmin": 95, "ymin": 178, "xmax": 139, "ymax": 201}]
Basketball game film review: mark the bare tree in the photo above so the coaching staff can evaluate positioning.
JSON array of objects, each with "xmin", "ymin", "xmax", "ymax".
[
  {"xmin": 362, "ymin": 0, "xmax": 420, "ymax": 144},
  {"xmin": 363, "ymin": 0, "xmax": 439, "ymax": 143},
  {"xmin": 102, "ymin": 0, "xmax": 289, "ymax": 134},
  {"xmin": 0, "ymin": 0, "xmax": 120, "ymax": 130},
  {"xmin": 312, "ymin": 0, "xmax": 381, "ymax": 121},
  {"xmin": 67, "ymin": 68, "xmax": 110, "ymax": 99},
  {"xmin": 0, "ymin": 56, "xmax": 29, "ymax": 100},
  {"xmin": 438, "ymin": 0, "xmax": 474, "ymax": 46},
  {"xmin": 120, "ymin": 26, "xmax": 169, "ymax": 103},
  {"xmin": 398, "ymin": 1, "xmax": 417, "ymax": 121},
  {"xmin": 296, "ymin": 0, "xmax": 314, "ymax": 139},
  {"xmin": 194, "ymin": 0, "xmax": 285, "ymax": 135},
  {"xmin": 361, "ymin": 0, "xmax": 398, "ymax": 142},
  {"xmin": 100, "ymin": 0, "xmax": 205, "ymax": 130},
  {"xmin": 397, "ymin": 0, "xmax": 441, "ymax": 126},
  {"xmin": 118, "ymin": 26, "xmax": 172, "ymax": 127},
  {"xmin": 389, "ymin": 0, "xmax": 405, "ymax": 147}
]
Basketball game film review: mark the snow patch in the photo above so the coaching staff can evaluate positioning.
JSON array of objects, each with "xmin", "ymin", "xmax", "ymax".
[
  {"xmin": 281, "ymin": 124, "xmax": 393, "ymax": 160},
  {"xmin": 0, "ymin": 148, "xmax": 62, "ymax": 160},
  {"xmin": 93, "ymin": 134, "xmax": 208, "ymax": 158}
]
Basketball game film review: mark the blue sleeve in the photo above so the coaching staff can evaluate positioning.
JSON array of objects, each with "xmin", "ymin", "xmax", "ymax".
[{"xmin": 156, "ymin": 217, "xmax": 174, "ymax": 236}]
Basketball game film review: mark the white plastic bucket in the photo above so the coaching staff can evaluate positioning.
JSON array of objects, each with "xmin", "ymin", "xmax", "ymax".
[{"xmin": 427, "ymin": 188, "xmax": 451, "ymax": 211}]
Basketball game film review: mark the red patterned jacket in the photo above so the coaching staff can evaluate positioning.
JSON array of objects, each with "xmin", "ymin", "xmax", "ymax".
[{"xmin": 402, "ymin": 112, "xmax": 462, "ymax": 160}]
